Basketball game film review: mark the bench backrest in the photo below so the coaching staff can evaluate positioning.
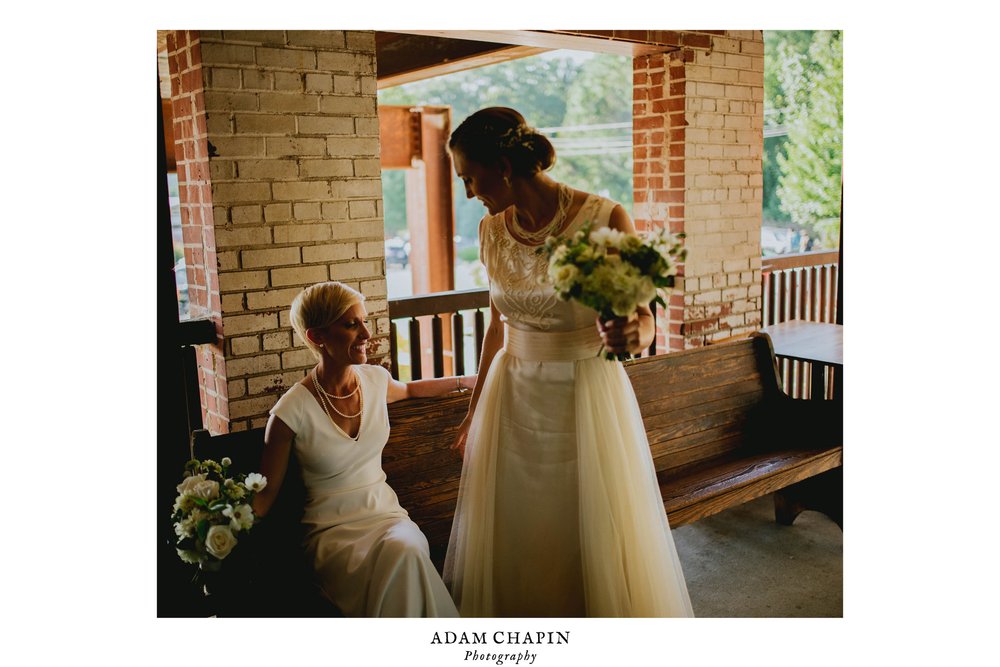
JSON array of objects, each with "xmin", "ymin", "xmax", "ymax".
[{"xmin": 625, "ymin": 334, "xmax": 782, "ymax": 477}]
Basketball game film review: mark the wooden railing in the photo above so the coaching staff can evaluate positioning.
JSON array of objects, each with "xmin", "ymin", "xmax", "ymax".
[
  {"xmin": 762, "ymin": 249, "xmax": 840, "ymax": 399},
  {"xmin": 387, "ymin": 250, "xmax": 840, "ymax": 392},
  {"xmin": 387, "ymin": 289, "xmax": 665, "ymax": 380},
  {"xmin": 388, "ymin": 288, "xmax": 491, "ymax": 380}
]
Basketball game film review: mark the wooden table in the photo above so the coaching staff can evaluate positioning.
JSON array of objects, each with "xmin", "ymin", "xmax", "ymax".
[{"xmin": 759, "ymin": 320, "xmax": 843, "ymax": 400}]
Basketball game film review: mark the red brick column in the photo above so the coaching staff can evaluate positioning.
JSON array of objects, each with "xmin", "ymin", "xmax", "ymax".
[
  {"xmin": 633, "ymin": 31, "xmax": 764, "ymax": 350},
  {"xmin": 166, "ymin": 30, "xmax": 228, "ymax": 434}
]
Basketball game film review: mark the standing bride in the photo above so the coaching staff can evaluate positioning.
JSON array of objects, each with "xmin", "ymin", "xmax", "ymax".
[{"xmin": 443, "ymin": 107, "xmax": 693, "ymax": 617}]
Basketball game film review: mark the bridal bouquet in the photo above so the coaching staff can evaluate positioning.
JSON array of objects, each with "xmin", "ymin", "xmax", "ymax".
[
  {"xmin": 172, "ymin": 457, "xmax": 267, "ymax": 572},
  {"xmin": 540, "ymin": 222, "xmax": 686, "ymax": 361}
]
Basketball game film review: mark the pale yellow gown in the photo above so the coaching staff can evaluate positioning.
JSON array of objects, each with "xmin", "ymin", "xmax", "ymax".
[
  {"xmin": 270, "ymin": 363, "xmax": 459, "ymax": 617},
  {"xmin": 444, "ymin": 194, "xmax": 693, "ymax": 617}
]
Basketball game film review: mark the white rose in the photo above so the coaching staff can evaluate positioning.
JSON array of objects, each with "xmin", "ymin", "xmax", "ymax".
[
  {"xmin": 204, "ymin": 525, "xmax": 238, "ymax": 560},
  {"xmin": 244, "ymin": 473, "xmax": 267, "ymax": 493},
  {"xmin": 177, "ymin": 473, "xmax": 206, "ymax": 495},
  {"xmin": 190, "ymin": 479, "xmax": 220, "ymax": 501}
]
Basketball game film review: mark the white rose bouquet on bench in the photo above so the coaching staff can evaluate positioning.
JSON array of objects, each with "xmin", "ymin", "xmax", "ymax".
[
  {"xmin": 171, "ymin": 457, "xmax": 267, "ymax": 574},
  {"xmin": 540, "ymin": 221, "xmax": 686, "ymax": 361}
]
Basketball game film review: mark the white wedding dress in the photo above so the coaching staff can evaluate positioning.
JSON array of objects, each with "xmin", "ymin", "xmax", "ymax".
[
  {"xmin": 444, "ymin": 194, "xmax": 694, "ymax": 617},
  {"xmin": 269, "ymin": 364, "xmax": 458, "ymax": 617}
]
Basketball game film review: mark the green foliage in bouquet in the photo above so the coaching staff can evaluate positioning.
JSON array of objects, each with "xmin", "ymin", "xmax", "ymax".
[
  {"xmin": 539, "ymin": 221, "xmax": 686, "ymax": 360},
  {"xmin": 171, "ymin": 458, "xmax": 267, "ymax": 573}
]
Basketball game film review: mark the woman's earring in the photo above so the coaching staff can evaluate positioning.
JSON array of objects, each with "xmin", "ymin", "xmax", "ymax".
[{"xmin": 504, "ymin": 175, "xmax": 511, "ymax": 188}]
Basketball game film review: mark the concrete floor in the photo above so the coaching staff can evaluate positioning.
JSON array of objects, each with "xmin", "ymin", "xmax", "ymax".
[{"xmin": 672, "ymin": 495, "xmax": 843, "ymax": 618}]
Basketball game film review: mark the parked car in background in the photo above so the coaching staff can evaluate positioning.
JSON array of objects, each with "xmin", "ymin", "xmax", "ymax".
[
  {"xmin": 761, "ymin": 225, "xmax": 792, "ymax": 256},
  {"xmin": 385, "ymin": 236, "xmax": 410, "ymax": 268}
]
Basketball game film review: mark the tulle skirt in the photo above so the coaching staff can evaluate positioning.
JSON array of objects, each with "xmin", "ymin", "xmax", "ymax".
[{"xmin": 444, "ymin": 326, "xmax": 693, "ymax": 617}]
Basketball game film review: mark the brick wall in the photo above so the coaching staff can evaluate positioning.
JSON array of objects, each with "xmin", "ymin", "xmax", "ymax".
[
  {"xmin": 166, "ymin": 30, "xmax": 388, "ymax": 433},
  {"xmin": 166, "ymin": 31, "xmax": 228, "ymax": 434},
  {"xmin": 633, "ymin": 30, "xmax": 764, "ymax": 349}
]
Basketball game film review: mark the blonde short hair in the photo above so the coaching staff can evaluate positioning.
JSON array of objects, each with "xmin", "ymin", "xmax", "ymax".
[{"xmin": 289, "ymin": 281, "xmax": 364, "ymax": 358}]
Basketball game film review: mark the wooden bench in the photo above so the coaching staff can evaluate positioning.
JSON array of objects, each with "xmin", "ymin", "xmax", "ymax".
[
  {"xmin": 387, "ymin": 332, "xmax": 842, "ymax": 570},
  {"xmin": 191, "ymin": 332, "xmax": 841, "ymax": 614}
]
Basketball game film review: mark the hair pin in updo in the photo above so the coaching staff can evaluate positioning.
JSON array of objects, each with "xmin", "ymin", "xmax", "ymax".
[{"xmin": 497, "ymin": 124, "xmax": 536, "ymax": 150}]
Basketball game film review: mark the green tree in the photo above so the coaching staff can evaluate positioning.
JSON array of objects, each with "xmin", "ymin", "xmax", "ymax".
[
  {"xmin": 377, "ymin": 54, "xmax": 633, "ymax": 241},
  {"xmin": 557, "ymin": 54, "xmax": 633, "ymax": 214},
  {"xmin": 773, "ymin": 31, "xmax": 843, "ymax": 246},
  {"xmin": 762, "ymin": 30, "xmax": 814, "ymax": 226}
]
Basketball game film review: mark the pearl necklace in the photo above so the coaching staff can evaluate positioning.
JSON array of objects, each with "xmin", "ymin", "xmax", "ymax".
[
  {"xmin": 510, "ymin": 182, "xmax": 573, "ymax": 244},
  {"xmin": 314, "ymin": 371, "xmax": 360, "ymax": 400},
  {"xmin": 311, "ymin": 367, "xmax": 363, "ymax": 422}
]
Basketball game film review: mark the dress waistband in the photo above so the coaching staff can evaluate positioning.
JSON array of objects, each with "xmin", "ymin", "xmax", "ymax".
[{"xmin": 505, "ymin": 324, "xmax": 603, "ymax": 362}]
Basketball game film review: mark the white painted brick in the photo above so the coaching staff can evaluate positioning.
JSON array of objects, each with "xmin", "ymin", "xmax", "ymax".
[
  {"xmin": 272, "ymin": 181, "xmax": 332, "ymax": 200},
  {"xmin": 320, "ymin": 95, "xmax": 376, "ymax": 116},
  {"xmin": 274, "ymin": 71, "xmax": 303, "ymax": 92},
  {"xmin": 693, "ymin": 290, "xmax": 722, "ymax": 304},
  {"xmin": 242, "ymin": 246, "xmax": 301, "ymax": 268},
  {"xmin": 273, "ymin": 223, "xmax": 332, "ymax": 243},
  {"xmin": 353, "ymin": 158, "xmax": 380, "ymax": 176},
  {"xmin": 247, "ymin": 370, "xmax": 303, "ymax": 395},
  {"xmin": 215, "ymin": 227, "xmax": 272, "ymax": 248},
  {"xmin": 264, "ymin": 203, "xmax": 293, "ymax": 222},
  {"xmin": 316, "ymin": 51, "xmax": 374, "ymax": 74},
  {"xmin": 348, "ymin": 199, "xmax": 377, "ymax": 219},
  {"xmin": 229, "ymin": 394, "xmax": 280, "ymax": 419},
  {"xmin": 201, "ymin": 43, "xmax": 256, "ymax": 66},
  {"xmin": 357, "ymin": 241, "xmax": 383, "ymax": 258},
  {"xmin": 293, "ymin": 202, "xmax": 322, "ymax": 220},
  {"xmin": 209, "ymin": 67, "xmax": 241, "ymax": 89},
  {"xmin": 221, "ymin": 293, "xmax": 244, "ymax": 312},
  {"xmin": 282, "ymin": 347, "xmax": 316, "ymax": 369},
  {"xmin": 345, "ymin": 31, "xmax": 376, "ymax": 51},
  {"xmin": 219, "ymin": 270, "xmax": 269, "ymax": 292},
  {"xmin": 234, "ymin": 114, "xmax": 296, "ymax": 135},
  {"xmin": 360, "ymin": 279, "xmax": 387, "ymax": 298},
  {"xmin": 256, "ymin": 47, "xmax": 316, "ymax": 70},
  {"xmin": 241, "ymin": 68, "xmax": 273, "ymax": 90},
  {"xmin": 205, "ymin": 91, "xmax": 258, "ymax": 113},
  {"xmin": 297, "ymin": 115, "xmax": 354, "ymax": 135},
  {"xmin": 258, "ymin": 92, "xmax": 319, "ymax": 114},
  {"xmin": 322, "ymin": 202, "xmax": 350, "ymax": 221},
  {"xmin": 231, "ymin": 335, "xmax": 260, "ymax": 355},
  {"xmin": 304, "ymin": 73, "xmax": 333, "ymax": 93},
  {"xmin": 237, "ymin": 159, "xmax": 298, "ymax": 179},
  {"xmin": 333, "ymin": 75, "xmax": 359, "ymax": 95},
  {"xmin": 330, "ymin": 220, "xmax": 382, "ymax": 239},
  {"xmin": 328, "ymin": 260, "xmax": 381, "ymax": 281},
  {"xmin": 228, "ymin": 379, "xmax": 247, "ymax": 400},
  {"xmin": 271, "ymin": 264, "xmax": 329, "ymax": 286},
  {"xmin": 327, "ymin": 137, "xmax": 380, "ymax": 157},
  {"xmin": 299, "ymin": 159, "xmax": 353, "ymax": 178},
  {"xmin": 224, "ymin": 312, "xmax": 278, "ymax": 335},
  {"xmin": 266, "ymin": 137, "xmax": 327, "ymax": 157},
  {"xmin": 208, "ymin": 137, "xmax": 266, "ymax": 158},
  {"xmin": 302, "ymin": 243, "xmax": 356, "ymax": 263},
  {"xmin": 286, "ymin": 31, "xmax": 346, "ymax": 49},
  {"xmin": 218, "ymin": 251, "xmax": 240, "ymax": 271},
  {"xmin": 263, "ymin": 331, "xmax": 292, "ymax": 350}
]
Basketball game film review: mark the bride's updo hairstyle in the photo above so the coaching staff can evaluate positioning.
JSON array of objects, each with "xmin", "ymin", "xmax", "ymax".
[
  {"xmin": 290, "ymin": 281, "xmax": 364, "ymax": 358},
  {"xmin": 448, "ymin": 107, "xmax": 556, "ymax": 177}
]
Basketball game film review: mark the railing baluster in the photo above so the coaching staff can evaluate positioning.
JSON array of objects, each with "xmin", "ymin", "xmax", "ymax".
[
  {"xmin": 390, "ymin": 320, "xmax": 399, "ymax": 380},
  {"xmin": 830, "ymin": 264, "xmax": 839, "ymax": 323},
  {"xmin": 474, "ymin": 309, "xmax": 485, "ymax": 370},
  {"xmin": 777, "ymin": 270, "xmax": 787, "ymax": 323},
  {"xmin": 789, "ymin": 268, "xmax": 800, "ymax": 321},
  {"xmin": 432, "ymin": 314, "xmax": 444, "ymax": 378},
  {"xmin": 809, "ymin": 266, "xmax": 819, "ymax": 322},
  {"xmin": 409, "ymin": 317, "xmax": 422, "ymax": 380},
  {"xmin": 452, "ymin": 312, "xmax": 465, "ymax": 376},
  {"xmin": 819, "ymin": 265, "xmax": 829, "ymax": 323}
]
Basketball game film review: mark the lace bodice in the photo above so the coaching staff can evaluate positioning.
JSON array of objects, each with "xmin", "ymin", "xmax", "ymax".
[{"xmin": 479, "ymin": 194, "xmax": 618, "ymax": 332}]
